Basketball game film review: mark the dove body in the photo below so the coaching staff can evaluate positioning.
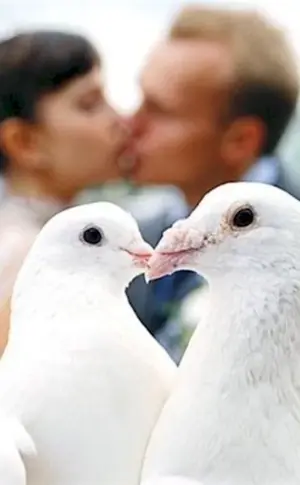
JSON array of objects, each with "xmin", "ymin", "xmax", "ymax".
[
  {"xmin": 143, "ymin": 183, "xmax": 300, "ymax": 485},
  {"xmin": 0, "ymin": 202, "xmax": 176, "ymax": 485}
]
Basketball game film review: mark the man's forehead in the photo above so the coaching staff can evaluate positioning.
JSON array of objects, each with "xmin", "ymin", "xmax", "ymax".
[{"xmin": 140, "ymin": 40, "xmax": 233, "ymax": 106}]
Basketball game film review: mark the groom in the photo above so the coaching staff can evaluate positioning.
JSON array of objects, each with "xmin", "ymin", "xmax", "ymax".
[{"xmin": 120, "ymin": 5, "xmax": 299, "ymax": 359}]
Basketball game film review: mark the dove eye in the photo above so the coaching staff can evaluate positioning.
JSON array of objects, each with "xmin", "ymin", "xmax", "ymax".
[
  {"xmin": 81, "ymin": 226, "xmax": 104, "ymax": 246},
  {"xmin": 231, "ymin": 206, "xmax": 255, "ymax": 229}
]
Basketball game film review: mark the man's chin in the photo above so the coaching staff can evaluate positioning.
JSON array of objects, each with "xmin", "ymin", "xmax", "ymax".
[
  {"xmin": 126, "ymin": 167, "xmax": 154, "ymax": 185},
  {"xmin": 117, "ymin": 151, "xmax": 138, "ymax": 179},
  {"xmin": 128, "ymin": 165, "xmax": 170, "ymax": 185}
]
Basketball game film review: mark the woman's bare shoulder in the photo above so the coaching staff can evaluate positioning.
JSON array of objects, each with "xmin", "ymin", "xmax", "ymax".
[{"xmin": 0, "ymin": 209, "xmax": 41, "ymax": 302}]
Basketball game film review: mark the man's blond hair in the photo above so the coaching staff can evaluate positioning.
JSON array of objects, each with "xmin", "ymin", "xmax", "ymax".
[{"xmin": 169, "ymin": 5, "xmax": 299, "ymax": 153}]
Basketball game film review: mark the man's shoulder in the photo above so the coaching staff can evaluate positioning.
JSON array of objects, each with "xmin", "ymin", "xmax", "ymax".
[{"xmin": 245, "ymin": 155, "xmax": 300, "ymax": 200}]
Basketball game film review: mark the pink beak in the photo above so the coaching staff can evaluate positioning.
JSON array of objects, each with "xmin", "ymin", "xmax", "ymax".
[
  {"xmin": 147, "ymin": 224, "xmax": 199, "ymax": 281},
  {"xmin": 146, "ymin": 251, "xmax": 187, "ymax": 280},
  {"xmin": 122, "ymin": 241, "xmax": 154, "ymax": 269}
]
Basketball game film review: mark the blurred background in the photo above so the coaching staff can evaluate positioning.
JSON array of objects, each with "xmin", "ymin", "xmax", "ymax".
[
  {"xmin": 0, "ymin": 0, "xmax": 295, "ymax": 204},
  {"xmin": 1, "ymin": 0, "xmax": 300, "ymax": 361},
  {"xmin": 0, "ymin": 0, "xmax": 297, "ymax": 110}
]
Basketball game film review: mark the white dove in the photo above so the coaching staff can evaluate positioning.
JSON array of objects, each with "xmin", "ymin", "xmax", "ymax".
[
  {"xmin": 0, "ymin": 201, "xmax": 176, "ymax": 485},
  {"xmin": 143, "ymin": 182, "xmax": 300, "ymax": 485}
]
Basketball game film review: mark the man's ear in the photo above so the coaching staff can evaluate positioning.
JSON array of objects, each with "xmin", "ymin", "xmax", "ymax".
[
  {"xmin": 0, "ymin": 118, "xmax": 42, "ymax": 170},
  {"xmin": 221, "ymin": 117, "xmax": 266, "ymax": 169}
]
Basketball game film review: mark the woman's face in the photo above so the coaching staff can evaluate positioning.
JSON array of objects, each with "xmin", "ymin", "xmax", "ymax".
[{"xmin": 35, "ymin": 66, "xmax": 127, "ymax": 196}]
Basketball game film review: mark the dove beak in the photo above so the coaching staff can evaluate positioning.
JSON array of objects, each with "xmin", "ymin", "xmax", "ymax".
[
  {"xmin": 122, "ymin": 241, "xmax": 153, "ymax": 269},
  {"xmin": 146, "ymin": 225, "xmax": 201, "ymax": 281},
  {"xmin": 147, "ymin": 249, "xmax": 196, "ymax": 281}
]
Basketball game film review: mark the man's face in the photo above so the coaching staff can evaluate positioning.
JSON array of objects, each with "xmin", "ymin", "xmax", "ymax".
[{"xmin": 126, "ymin": 40, "xmax": 234, "ymax": 204}]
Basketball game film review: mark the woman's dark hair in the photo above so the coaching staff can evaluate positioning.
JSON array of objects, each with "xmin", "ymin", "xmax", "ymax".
[{"xmin": 0, "ymin": 30, "xmax": 100, "ymax": 171}]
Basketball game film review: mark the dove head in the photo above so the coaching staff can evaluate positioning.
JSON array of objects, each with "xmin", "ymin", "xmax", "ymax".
[
  {"xmin": 20, "ymin": 201, "xmax": 153, "ymax": 291},
  {"xmin": 147, "ymin": 182, "xmax": 300, "ymax": 282}
]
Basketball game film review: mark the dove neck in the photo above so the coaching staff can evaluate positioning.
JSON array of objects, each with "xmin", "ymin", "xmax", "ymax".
[
  {"xmin": 10, "ymin": 266, "xmax": 129, "ymax": 343},
  {"xmin": 182, "ymin": 269, "xmax": 300, "ymax": 389},
  {"xmin": 171, "ymin": 269, "xmax": 300, "ymax": 482}
]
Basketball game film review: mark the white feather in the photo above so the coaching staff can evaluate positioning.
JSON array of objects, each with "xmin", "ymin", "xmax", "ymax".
[
  {"xmin": 0, "ymin": 201, "xmax": 176, "ymax": 485},
  {"xmin": 143, "ymin": 182, "xmax": 300, "ymax": 485}
]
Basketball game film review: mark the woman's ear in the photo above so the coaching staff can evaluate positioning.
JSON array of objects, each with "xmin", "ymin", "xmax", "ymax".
[{"xmin": 0, "ymin": 118, "xmax": 42, "ymax": 171}]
